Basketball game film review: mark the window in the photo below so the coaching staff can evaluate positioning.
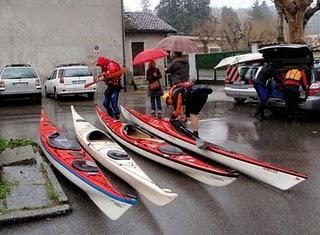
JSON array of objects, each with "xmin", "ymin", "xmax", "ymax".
[
  {"xmin": 63, "ymin": 68, "xmax": 92, "ymax": 77},
  {"xmin": 1, "ymin": 68, "xmax": 38, "ymax": 79},
  {"xmin": 52, "ymin": 70, "xmax": 57, "ymax": 80},
  {"xmin": 209, "ymin": 47, "xmax": 221, "ymax": 53},
  {"xmin": 132, "ymin": 42, "xmax": 145, "ymax": 76}
]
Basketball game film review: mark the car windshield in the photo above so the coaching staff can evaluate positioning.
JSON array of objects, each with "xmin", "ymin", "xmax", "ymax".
[
  {"xmin": 63, "ymin": 68, "xmax": 92, "ymax": 77},
  {"xmin": 1, "ymin": 68, "xmax": 38, "ymax": 79}
]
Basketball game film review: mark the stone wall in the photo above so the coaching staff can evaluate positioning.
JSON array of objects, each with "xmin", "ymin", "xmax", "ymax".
[{"xmin": 0, "ymin": 0, "xmax": 123, "ymax": 81}]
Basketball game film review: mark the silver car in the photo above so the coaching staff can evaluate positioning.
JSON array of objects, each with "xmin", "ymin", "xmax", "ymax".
[
  {"xmin": 0, "ymin": 64, "xmax": 42, "ymax": 102},
  {"xmin": 259, "ymin": 44, "xmax": 320, "ymax": 111}
]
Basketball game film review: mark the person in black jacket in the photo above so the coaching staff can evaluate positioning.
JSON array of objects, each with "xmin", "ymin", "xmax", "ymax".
[
  {"xmin": 165, "ymin": 52, "xmax": 189, "ymax": 87},
  {"xmin": 253, "ymin": 62, "xmax": 276, "ymax": 120},
  {"xmin": 146, "ymin": 60, "xmax": 163, "ymax": 118},
  {"xmin": 164, "ymin": 82, "xmax": 212, "ymax": 138}
]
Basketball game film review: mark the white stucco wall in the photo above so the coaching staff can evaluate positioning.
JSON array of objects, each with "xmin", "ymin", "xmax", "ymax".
[
  {"xmin": 0, "ymin": 0, "xmax": 123, "ymax": 78},
  {"xmin": 124, "ymin": 33, "xmax": 167, "ymax": 88}
]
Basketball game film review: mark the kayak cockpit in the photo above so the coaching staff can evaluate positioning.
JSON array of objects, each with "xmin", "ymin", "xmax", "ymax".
[
  {"xmin": 123, "ymin": 125, "xmax": 152, "ymax": 139},
  {"xmin": 72, "ymin": 159, "xmax": 99, "ymax": 172},
  {"xmin": 158, "ymin": 144, "xmax": 184, "ymax": 155},
  {"xmin": 48, "ymin": 132, "xmax": 81, "ymax": 151},
  {"xmin": 87, "ymin": 130, "xmax": 111, "ymax": 142}
]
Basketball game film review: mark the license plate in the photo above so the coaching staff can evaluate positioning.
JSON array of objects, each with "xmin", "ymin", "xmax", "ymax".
[
  {"xmin": 231, "ymin": 84, "xmax": 249, "ymax": 89},
  {"xmin": 72, "ymin": 80, "xmax": 86, "ymax": 84},
  {"xmin": 232, "ymin": 81, "xmax": 245, "ymax": 85},
  {"xmin": 13, "ymin": 82, "xmax": 28, "ymax": 86}
]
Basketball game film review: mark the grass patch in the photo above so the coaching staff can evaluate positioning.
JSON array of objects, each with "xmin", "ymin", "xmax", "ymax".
[
  {"xmin": 40, "ymin": 164, "xmax": 60, "ymax": 203},
  {"xmin": 0, "ymin": 137, "xmax": 38, "ymax": 154},
  {"xmin": 46, "ymin": 182, "xmax": 59, "ymax": 202},
  {"xmin": 0, "ymin": 179, "xmax": 14, "ymax": 200}
]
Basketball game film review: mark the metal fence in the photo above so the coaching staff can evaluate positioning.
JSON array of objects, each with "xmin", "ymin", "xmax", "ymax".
[{"xmin": 195, "ymin": 49, "xmax": 251, "ymax": 83}]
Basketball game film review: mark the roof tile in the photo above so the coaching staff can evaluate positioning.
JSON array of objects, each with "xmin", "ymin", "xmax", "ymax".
[{"xmin": 124, "ymin": 12, "xmax": 177, "ymax": 33}]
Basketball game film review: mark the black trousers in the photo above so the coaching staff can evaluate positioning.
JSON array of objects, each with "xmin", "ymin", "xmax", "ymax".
[{"xmin": 284, "ymin": 86, "xmax": 300, "ymax": 121}]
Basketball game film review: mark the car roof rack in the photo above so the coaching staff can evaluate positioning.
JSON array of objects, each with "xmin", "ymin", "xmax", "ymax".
[
  {"xmin": 5, "ymin": 64, "xmax": 31, "ymax": 67},
  {"xmin": 55, "ymin": 63, "xmax": 87, "ymax": 68}
]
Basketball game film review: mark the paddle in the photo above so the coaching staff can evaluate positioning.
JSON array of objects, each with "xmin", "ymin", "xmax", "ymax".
[
  {"xmin": 84, "ymin": 67, "xmax": 128, "ymax": 88},
  {"xmin": 170, "ymin": 119, "xmax": 208, "ymax": 149}
]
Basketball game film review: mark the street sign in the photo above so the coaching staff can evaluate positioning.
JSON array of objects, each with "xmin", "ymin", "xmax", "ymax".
[{"xmin": 94, "ymin": 45, "xmax": 100, "ymax": 56}]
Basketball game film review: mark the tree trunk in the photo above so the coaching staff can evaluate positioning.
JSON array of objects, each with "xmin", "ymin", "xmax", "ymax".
[
  {"xmin": 276, "ymin": 5, "xmax": 285, "ymax": 43},
  {"xmin": 274, "ymin": 0, "xmax": 313, "ymax": 44},
  {"xmin": 286, "ymin": 11, "xmax": 306, "ymax": 43}
]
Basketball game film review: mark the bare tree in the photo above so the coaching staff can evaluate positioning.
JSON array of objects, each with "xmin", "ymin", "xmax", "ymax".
[
  {"xmin": 192, "ymin": 18, "xmax": 219, "ymax": 53},
  {"xmin": 219, "ymin": 7, "xmax": 247, "ymax": 51},
  {"xmin": 273, "ymin": 0, "xmax": 320, "ymax": 43}
]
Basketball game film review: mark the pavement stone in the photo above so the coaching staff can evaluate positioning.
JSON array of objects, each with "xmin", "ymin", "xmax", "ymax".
[
  {"xmin": 6, "ymin": 184, "xmax": 51, "ymax": 210},
  {"xmin": 0, "ymin": 145, "xmax": 71, "ymax": 224},
  {"xmin": 0, "ymin": 146, "xmax": 36, "ymax": 167},
  {"xmin": 2, "ymin": 165, "xmax": 45, "ymax": 185}
]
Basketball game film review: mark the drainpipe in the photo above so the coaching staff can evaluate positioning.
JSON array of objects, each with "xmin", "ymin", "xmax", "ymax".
[{"xmin": 120, "ymin": 0, "xmax": 127, "ymax": 92}]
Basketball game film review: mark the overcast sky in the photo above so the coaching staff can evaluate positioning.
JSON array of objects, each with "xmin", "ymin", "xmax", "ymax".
[{"xmin": 123, "ymin": 0, "xmax": 274, "ymax": 11}]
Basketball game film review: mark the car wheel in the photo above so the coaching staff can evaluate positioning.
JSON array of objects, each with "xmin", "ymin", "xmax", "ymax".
[
  {"xmin": 87, "ymin": 93, "xmax": 94, "ymax": 100},
  {"xmin": 45, "ymin": 86, "xmax": 50, "ymax": 98},
  {"xmin": 54, "ymin": 89, "xmax": 60, "ymax": 100},
  {"xmin": 234, "ymin": 98, "xmax": 246, "ymax": 104}
]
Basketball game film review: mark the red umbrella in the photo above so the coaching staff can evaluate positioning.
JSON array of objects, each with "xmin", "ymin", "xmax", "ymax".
[
  {"xmin": 132, "ymin": 48, "xmax": 168, "ymax": 65},
  {"xmin": 156, "ymin": 36, "xmax": 199, "ymax": 53}
]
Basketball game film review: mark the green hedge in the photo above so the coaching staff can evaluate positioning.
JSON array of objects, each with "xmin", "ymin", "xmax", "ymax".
[{"xmin": 196, "ymin": 49, "xmax": 251, "ymax": 70}]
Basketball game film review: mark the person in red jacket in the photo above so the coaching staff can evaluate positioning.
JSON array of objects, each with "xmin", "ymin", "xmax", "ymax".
[
  {"xmin": 283, "ymin": 67, "xmax": 309, "ymax": 122},
  {"xmin": 96, "ymin": 56, "xmax": 123, "ymax": 120}
]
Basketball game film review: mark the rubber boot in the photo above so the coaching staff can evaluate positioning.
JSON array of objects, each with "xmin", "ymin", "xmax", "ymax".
[
  {"xmin": 114, "ymin": 113, "xmax": 120, "ymax": 120},
  {"xmin": 107, "ymin": 108, "xmax": 114, "ymax": 118},
  {"xmin": 157, "ymin": 110, "xmax": 162, "ymax": 119}
]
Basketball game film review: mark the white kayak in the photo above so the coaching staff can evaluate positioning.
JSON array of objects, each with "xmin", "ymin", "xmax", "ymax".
[
  {"xmin": 120, "ymin": 105, "xmax": 308, "ymax": 191},
  {"xmin": 71, "ymin": 105, "xmax": 177, "ymax": 206}
]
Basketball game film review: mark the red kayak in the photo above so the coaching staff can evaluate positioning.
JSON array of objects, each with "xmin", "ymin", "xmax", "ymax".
[
  {"xmin": 96, "ymin": 106, "xmax": 239, "ymax": 187},
  {"xmin": 38, "ymin": 108, "xmax": 136, "ymax": 220},
  {"xmin": 120, "ymin": 105, "xmax": 308, "ymax": 190}
]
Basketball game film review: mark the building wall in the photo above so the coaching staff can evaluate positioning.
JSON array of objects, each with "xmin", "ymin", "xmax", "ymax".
[
  {"xmin": 124, "ymin": 32, "xmax": 167, "ymax": 89},
  {"xmin": 0, "ymin": 0, "xmax": 123, "ymax": 79}
]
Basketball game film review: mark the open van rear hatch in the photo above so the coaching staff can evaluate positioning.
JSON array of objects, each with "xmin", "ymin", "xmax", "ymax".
[{"xmin": 258, "ymin": 44, "xmax": 314, "ymax": 66}]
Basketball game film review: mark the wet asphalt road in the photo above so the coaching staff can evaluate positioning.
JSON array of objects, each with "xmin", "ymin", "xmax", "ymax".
[{"xmin": 1, "ymin": 86, "xmax": 320, "ymax": 235}]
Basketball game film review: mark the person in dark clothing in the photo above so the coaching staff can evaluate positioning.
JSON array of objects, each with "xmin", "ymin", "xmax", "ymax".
[
  {"xmin": 165, "ymin": 52, "xmax": 189, "ymax": 87},
  {"xmin": 164, "ymin": 82, "xmax": 213, "ymax": 138},
  {"xmin": 283, "ymin": 67, "xmax": 308, "ymax": 122},
  {"xmin": 146, "ymin": 60, "xmax": 164, "ymax": 118},
  {"xmin": 253, "ymin": 62, "xmax": 276, "ymax": 120},
  {"xmin": 96, "ymin": 56, "xmax": 123, "ymax": 120}
]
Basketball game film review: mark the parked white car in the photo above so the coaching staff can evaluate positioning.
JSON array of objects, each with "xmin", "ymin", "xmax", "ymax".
[
  {"xmin": 45, "ymin": 63, "xmax": 96, "ymax": 100},
  {"xmin": 0, "ymin": 64, "xmax": 42, "ymax": 102}
]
